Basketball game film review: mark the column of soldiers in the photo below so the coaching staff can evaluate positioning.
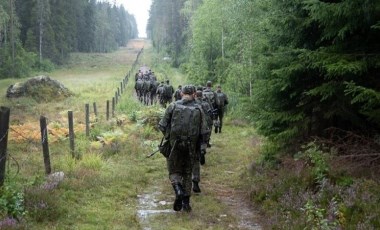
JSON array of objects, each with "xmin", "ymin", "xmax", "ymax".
[
  {"xmin": 134, "ymin": 68, "xmax": 174, "ymax": 106},
  {"xmin": 158, "ymin": 80, "xmax": 228, "ymax": 213}
]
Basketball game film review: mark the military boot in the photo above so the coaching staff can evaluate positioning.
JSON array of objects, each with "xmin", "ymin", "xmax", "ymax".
[
  {"xmin": 192, "ymin": 181, "xmax": 201, "ymax": 193},
  {"xmin": 215, "ymin": 126, "xmax": 218, "ymax": 133},
  {"xmin": 182, "ymin": 196, "xmax": 192, "ymax": 212},
  {"xmin": 219, "ymin": 127, "xmax": 222, "ymax": 133},
  {"xmin": 172, "ymin": 183, "xmax": 184, "ymax": 211}
]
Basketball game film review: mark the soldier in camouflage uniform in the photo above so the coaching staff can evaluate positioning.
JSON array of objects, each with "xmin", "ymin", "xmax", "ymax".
[
  {"xmin": 215, "ymin": 85, "xmax": 229, "ymax": 133},
  {"xmin": 174, "ymin": 85, "xmax": 182, "ymax": 101},
  {"xmin": 192, "ymin": 90, "xmax": 213, "ymax": 193},
  {"xmin": 158, "ymin": 85, "xmax": 209, "ymax": 212}
]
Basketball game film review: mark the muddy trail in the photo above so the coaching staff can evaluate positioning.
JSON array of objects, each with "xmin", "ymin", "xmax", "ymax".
[
  {"xmin": 131, "ymin": 94, "xmax": 263, "ymax": 229},
  {"xmin": 136, "ymin": 181, "xmax": 262, "ymax": 229}
]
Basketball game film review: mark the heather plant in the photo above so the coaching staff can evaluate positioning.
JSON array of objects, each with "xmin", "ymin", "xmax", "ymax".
[{"xmin": 23, "ymin": 186, "xmax": 65, "ymax": 222}]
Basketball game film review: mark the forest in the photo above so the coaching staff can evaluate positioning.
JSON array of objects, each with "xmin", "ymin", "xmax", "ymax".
[
  {"xmin": 0, "ymin": 0, "xmax": 138, "ymax": 79},
  {"xmin": 147, "ymin": 0, "xmax": 380, "ymax": 227},
  {"xmin": 148, "ymin": 0, "xmax": 380, "ymax": 154}
]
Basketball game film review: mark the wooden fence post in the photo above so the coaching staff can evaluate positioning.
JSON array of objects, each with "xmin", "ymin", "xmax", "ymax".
[
  {"xmin": 85, "ymin": 104, "xmax": 90, "ymax": 137},
  {"xmin": 112, "ymin": 97, "xmax": 115, "ymax": 117},
  {"xmin": 115, "ymin": 92, "xmax": 118, "ymax": 104},
  {"xmin": 120, "ymin": 82, "xmax": 123, "ymax": 94},
  {"xmin": 0, "ymin": 107, "xmax": 10, "ymax": 186},
  {"xmin": 106, "ymin": 100, "xmax": 110, "ymax": 121},
  {"xmin": 93, "ymin": 102, "xmax": 98, "ymax": 121},
  {"xmin": 68, "ymin": 111, "xmax": 75, "ymax": 158},
  {"xmin": 40, "ymin": 116, "xmax": 51, "ymax": 175}
]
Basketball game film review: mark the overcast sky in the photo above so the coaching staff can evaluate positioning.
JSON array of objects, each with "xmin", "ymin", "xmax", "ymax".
[{"xmin": 115, "ymin": 0, "xmax": 152, "ymax": 38}]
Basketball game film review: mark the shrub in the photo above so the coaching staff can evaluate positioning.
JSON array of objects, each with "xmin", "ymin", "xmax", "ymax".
[{"xmin": 0, "ymin": 184, "xmax": 25, "ymax": 220}]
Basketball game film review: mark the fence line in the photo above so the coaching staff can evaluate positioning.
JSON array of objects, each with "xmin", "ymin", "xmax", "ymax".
[{"xmin": 0, "ymin": 47, "xmax": 144, "ymax": 186}]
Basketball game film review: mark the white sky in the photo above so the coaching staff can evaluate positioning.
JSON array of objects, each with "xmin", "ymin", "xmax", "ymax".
[{"xmin": 115, "ymin": 0, "xmax": 152, "ymax": 38}]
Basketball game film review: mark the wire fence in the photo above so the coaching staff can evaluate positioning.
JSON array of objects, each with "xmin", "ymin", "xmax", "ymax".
[{"xmin": 0, "ymin": 48, "xmax": 144, "ymax": 187}]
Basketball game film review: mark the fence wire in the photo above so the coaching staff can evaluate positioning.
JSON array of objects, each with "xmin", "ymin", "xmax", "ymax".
[{"xmin": 0, "ymin": 47, "xmax": 144, "ymax": 182}]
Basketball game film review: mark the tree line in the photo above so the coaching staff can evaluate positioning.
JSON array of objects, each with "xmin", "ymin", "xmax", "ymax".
[
  {"xmin": 0, "ymin": 0, "xmax": 138, "ymax": 79},
  {"xmin": 147, "ymin": 0, "xmax": 380, "ymax": 152}
]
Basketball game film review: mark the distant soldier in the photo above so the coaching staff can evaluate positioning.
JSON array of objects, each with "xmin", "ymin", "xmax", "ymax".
[
  {"xmin": 150, "ymin": 72, "xmax": 157, "ymax": 81},
  {"xmin": 202, "ymin": 80, "xmax": 218, "ymax": 111},
  {"xmin": 158, "ymin": 85, "xmax": 210, "ymax": 212},
  {"xmin": 135, "ymin": 70, "xmax": 142, "ymax": 81},
  {"xmin": 202, "ymin": 81, "xmax": 218, "ymax": 145},
  {"xmin": 214, "ymin": 85, "xmax": 229, "ymax": 133},
  {"xmin": 156, "ymin": 81, "xmax": 165, "ymax": 107},
  {"xmin": 174, "ymin": 85, "xmax": 182, "ymax": 101},
  {"xmin": 162, "ymin": 80, "xmax": 174, "ymax": 107}
]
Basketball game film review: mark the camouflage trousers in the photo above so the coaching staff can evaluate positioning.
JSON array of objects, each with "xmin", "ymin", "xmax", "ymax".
[
  {"xmin": 167, "ymin": 141, "xmax": 198, "ymax": 196},
  {"xmin": 216, "ymin": 110, "xmax": 225, "ymax": 129},
  {"xmin": 192, "ymin": 150, "xmax": 201, "ymax": 183}
]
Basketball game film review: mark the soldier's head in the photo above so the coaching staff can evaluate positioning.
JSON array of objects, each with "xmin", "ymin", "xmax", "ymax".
[
  {"xmin": 178, "ymin": 85, "xmax": 182, "ymax": 89},
  {"xmin": 166, "ymin": 80, "xmax": 170, "ymax": 84},
  {"xmin": 206, "ymin": 81, "xmax": 212, "ymax": 87},
  {"xmin": 182, "ymin": 85, "xmax": 195, "ymax": 96},
  {"xmin": 195, "ymin": 90, "xmax": 203, "ymax": 98},
  {"xmin": 216, "ymin": 85, "xmax": 222, "ymax": 92}
]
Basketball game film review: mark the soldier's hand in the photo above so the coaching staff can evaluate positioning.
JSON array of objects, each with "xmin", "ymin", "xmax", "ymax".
[{"xmin": 200, "ymin": 153, "xmax": 205, "ymax": 165}]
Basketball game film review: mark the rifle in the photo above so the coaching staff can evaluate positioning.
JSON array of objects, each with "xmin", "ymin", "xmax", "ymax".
[
  {"xmin": 146, "ymin": 136, "xmax": 168, "ymax": 158},
  {"xmin": 146, "ymin": 149, "xmax": 160, "ymax": 158}
]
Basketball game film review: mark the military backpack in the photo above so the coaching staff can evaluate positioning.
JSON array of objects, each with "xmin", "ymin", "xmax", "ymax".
[
  {"xmin": 163, "ymin": 84, "xmax": 173, "ymax": 99},
  {"xmin": 202, "ymin": 89, "xmax": 216, "ymax": 107},
  {"xmin": 216, "ymin": 92, "xmax": 226, "ymax": 108},
  {"xmin": 170, "ymin": 103, "xmax": 202, "ymax": 143}
]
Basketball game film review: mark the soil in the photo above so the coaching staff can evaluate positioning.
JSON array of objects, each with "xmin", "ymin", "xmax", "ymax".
[{"xmin": 210, "ymin": 183, "xmax": 262, "ymax": 230}]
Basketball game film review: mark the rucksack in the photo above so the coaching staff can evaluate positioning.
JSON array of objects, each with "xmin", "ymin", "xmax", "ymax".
[
  {"xmin": 143, "ymin": 80, "xmax": 151, "ymax": 91},
  {"xmin": 135, "ymin": 79, "xmax": 143, "ymax": 90},
  {"xmin": 174, "ymin": 89, "xmax": 182, "ymax": 100},
  {"xmin": 203, "ymin": 90, "xmax": 215, "ymax": 107},
  {"xmin": 163, "ymin": 84, "xmax": 173, "ymax": 99},
  {"xmin": 216, "ymin": 92, "xmax": 225, "ymax": 108},
  {"xmin": 170, "ymin": 103, "xmax": 202, "ymax": 142}
]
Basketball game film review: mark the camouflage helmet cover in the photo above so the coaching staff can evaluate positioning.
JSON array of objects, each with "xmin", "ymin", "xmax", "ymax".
[{"xmin": 182, "ymin": 85, "xmax": 195, "ymax": 95}]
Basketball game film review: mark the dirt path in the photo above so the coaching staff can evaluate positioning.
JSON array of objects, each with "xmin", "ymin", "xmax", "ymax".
[
  {"xmin": 136, "ymin": 156, "xmax": 263, "ymax": 230},
  {"xmin": 210, "ymin": 182, "xmax": 262, "ymax": 230}
]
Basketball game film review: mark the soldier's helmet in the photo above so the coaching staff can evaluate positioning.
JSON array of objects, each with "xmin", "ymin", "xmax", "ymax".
[
  {"xmin": 206, "ymin": 81, "xmax": 212, "ymax": 87},
  {"xmin": 182, "ymin": 85, "xmax": 195, "ymax": 95}
]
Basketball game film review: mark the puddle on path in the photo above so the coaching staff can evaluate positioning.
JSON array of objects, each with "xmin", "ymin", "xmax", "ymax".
[
  {"xmin": 137, "ymin": 188, "xmax": 175, "ymax": 229},
  {"xmin": 137, "ymin": 185, "xmax": 262, "ymax": 230}
]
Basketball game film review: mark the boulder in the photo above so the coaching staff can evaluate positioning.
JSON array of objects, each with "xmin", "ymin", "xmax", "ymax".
[{"xmin": 6, "ymin": 75, "xmax": 72, "ymax": 101}]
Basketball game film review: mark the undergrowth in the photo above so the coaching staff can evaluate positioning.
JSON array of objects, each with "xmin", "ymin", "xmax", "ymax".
[{"xmin": 247, "ymin": 141, "xmax": 380, "ymax": 229}]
